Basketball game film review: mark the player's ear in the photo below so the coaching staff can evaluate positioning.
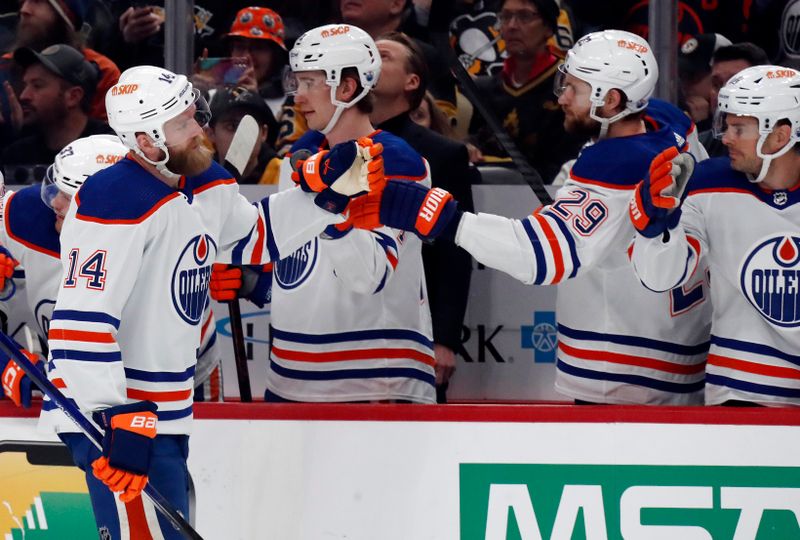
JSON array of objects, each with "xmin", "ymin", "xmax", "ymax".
[
  {"xmin": 336, "ymin": 76, "xmax": 358, "ymax": 103},
  {"xmin": 604, "ymin": 89, "xmax": 625, "ymax": 114}
]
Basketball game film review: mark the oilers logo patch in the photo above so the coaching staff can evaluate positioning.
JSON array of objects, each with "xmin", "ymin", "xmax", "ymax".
[
  {"xmin": 740, "ymin": 234, "xmax": 800, "ymax": 328},
  {"xmin": 172, "ymin": 234, "xmax": 216, "ymax": 325},
  {"xmin": 275, "ymin": 238, "xmax": 317, "ymax": 290}
]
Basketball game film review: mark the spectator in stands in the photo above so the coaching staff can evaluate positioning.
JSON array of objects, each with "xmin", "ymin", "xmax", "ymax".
[
  {"xmin": 411, "ymin": 91, "xmax": 454, "ymax": 137},
  {"xmin": 206, "ymin": 85, "xmax": 280, "ymax": 184},
  {"xmin": 339, "ymin": 0, "xmax": 457, "ymax": 117},
  {"xmin": 7, "ymin": 0, "xmax": 120, "ymax": 121},
  {"xmin": 678, "ymin": 33, "xmax": 731, "ymax": 130},
  {"xmin": 699, "ymin": 42, "xmax": 769, "ymax": 157},
  {"xmin": 468, "ymin": 0, "xmax": 585, "ymax": 183},
  {"xmin": 0, "ymin": 44, "xmax": 112, "ymax": 177},
  {"xmin": 371, "ymin": 32, "xmax": 475, "ymax": 401},
  {"xmin": 222, "ymin": 6, "xmax": 289, "ymax": 117}
]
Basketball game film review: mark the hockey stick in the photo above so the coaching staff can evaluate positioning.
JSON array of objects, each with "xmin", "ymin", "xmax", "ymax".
[
  {"xmin": 221, "ymin": 114, "xmax": 260, "ymax": 402},
  {"xmin": 430, "ymin": 32, "xmax": 554, "ymax": 205},
  {"xmin": 0, "ymin": 331, "xmax": 204, "ymax": 540}
]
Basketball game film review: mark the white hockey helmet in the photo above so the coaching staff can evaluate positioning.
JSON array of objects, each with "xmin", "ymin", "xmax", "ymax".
[
  {"xmin": 556, "ymin": 29, "xmax": 658, "ymax": 138},
  {"xmin": 41, "ymin": 134, "xmax": 128, "ymax": 209},
  {"xmin": 105, "ymin": 66, "xmax": 211, "ymax": 177},
  {"xmin": 713, "ymin": 65, "xmax": 800, "ymax": 182},
  {"xmin": 286, "ymin": 24, "xmax": 381, "ymax": 134}
]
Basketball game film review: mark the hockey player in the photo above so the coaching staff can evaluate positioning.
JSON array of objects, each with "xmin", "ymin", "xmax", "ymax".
[
  {"xmin": 0, "ymin": 134, "xmax": 225, "ymax": 408},
  {"xmin": 346, "ymin": 30, "xmax": 713, "ymax": 405},
  {"xmin": 212, "ymin": 24, "xmax": 437, "ymax": 403},
  {"xmin": 44, "ymin": 66, "xmax": 378, "ymax": 538},
  {"xmin": 630, "ymin": 65, "xmax": 800, "ymax": 406}
]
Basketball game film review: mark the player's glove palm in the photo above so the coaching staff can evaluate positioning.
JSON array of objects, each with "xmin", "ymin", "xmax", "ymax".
[
  {"xmin": 0, "ymin": 349, "xmax": 42, "ymax": 408},
  {"xmin": 210, "ymin": 263, "xmax": 273, "ymax": 307},
  {"xmin": 293, "ymin": 137, "xmax": 385, "ymax": 214},
  {"xmin": 630, "ymin": 146, "xmax": 695, "ymax": 238},
  {"xmin": 347, "ymin": 180, "xmax": 461, "ymax": 241},
  {"xmin": 91, "ymin": 401, "xmax": 158, "ymax": 502}
]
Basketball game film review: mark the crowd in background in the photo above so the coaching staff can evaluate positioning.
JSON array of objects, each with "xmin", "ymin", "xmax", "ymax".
[{"xmin": 0, "ymin": 0, "xmax": 796, "ymax": 404}]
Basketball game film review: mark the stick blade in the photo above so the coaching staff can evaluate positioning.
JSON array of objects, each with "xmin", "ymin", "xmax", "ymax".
[{"xmin": 223, "ymin": 114, "xmax": 260, "ymax": 180}]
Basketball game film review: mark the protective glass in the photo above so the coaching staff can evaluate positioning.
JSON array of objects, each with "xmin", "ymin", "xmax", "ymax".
[
  {"xmin": 283, "ymin": 69, "xmax": 328, "ymax": 96},
  {"xmin": 163, "ymin": 89, "xmax": 212, "ymax": 148},
  {"xmin": 40, "ymin": 165, "xmax": 70, "ymax": 211},
  {"xmin": 553, "ymin": 65, "xmax": 589, "ymax": 100},
  {"xmin": 712, "ymin": 111, "xmax": 760, "ymax": 140}
]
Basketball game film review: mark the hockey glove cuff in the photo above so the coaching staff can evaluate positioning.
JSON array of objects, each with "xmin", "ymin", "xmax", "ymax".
[
  {"xmin": 0, "ymin": 349, "xmax": 42, "ymax": 408},
  {"xmin": 0, "ymin": 245, "xmax": 18, "ymax": 294},
  {"xmin": 92, "ymin": 401, "xmax": 158, "ymax": 476}
]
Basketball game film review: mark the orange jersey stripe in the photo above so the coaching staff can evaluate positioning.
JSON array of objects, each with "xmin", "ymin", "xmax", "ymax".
[
  {"xmin": 532, "ymin": 213, "xmax": 565, "ymax": 283},
  {"xmin": 708, "ymin": 354, "xmax": 800, "ymax": 380},
  {"xmin": 127, "ymin": 388, "xmax": 193, "ymax": 402},
  {"xmin": 250, "ymin": 214, "xmax": 266, "ymax": 264},
  {"xmin": 193, "ymin": 177, "xmax": 236, "ymax": 195},
  {"xmin": 125, "ymin": 494, "xmax": 155, "ymax": 540},
  {"xmin": 48, "ymin": 328, "xmax": 115, "ymax": 343},
  {"xmin": 272, "ymin": 345, "xmax": 435, "ymax": 367},
  {"xmin": 559, "ymin": 342, "xmax": 706, "ymax": 375}
]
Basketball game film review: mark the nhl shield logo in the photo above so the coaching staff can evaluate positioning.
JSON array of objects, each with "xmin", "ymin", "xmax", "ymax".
[
  {"xmin": 740, "ymin": 234, "xmax": 800, "ymax": 328},
  {"xmin": 172, "ymin": 234, "xmax": 216, "ymax": 325},
  {"xmin": 774, "ymin": 191, "xmax": 788, "ymax": 206},
  {"xmin": 275, "ymin": 238, "xmax": 317, "ymax": 290}
]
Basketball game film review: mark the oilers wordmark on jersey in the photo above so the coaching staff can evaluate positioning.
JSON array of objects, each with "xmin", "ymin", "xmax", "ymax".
[{"xmin": 741, "ymin": 234, "xmax": 800, "ymax": 328}]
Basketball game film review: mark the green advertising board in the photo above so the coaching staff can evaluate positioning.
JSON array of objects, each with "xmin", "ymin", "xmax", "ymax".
[{"xmin": 461, "ymin": 463, "xmax": 800, "ymax": 539}]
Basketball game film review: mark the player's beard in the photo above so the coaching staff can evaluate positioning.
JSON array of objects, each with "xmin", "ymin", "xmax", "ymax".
[
  {"xmin": 166, "ymin": 134, "xmax": 214, "ymax": 177},
  {"xmin": 563, "ymin": 112, "xmax": 601, "ymax": 140}
]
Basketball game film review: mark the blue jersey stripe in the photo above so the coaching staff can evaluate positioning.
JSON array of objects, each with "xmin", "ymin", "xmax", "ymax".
[
  {"xmin": 230, "ymin": 224, "xmax": 255, "ymax": 266},
  {"xmin": 711, "ymin": 336, "xmax": 800, "ymax": 367},
  {"xmin": 261, "ymin": 199, "xmax": 280, "ymax": 262},
  {"xmin": 197, "ymin": 331, "xmax": 217, "ymax": 359},
  {"xmin": 374, "ymin": 230, "xmax": 398, "ymax": 253},
  {"xmin": 52, "ymin": 309, "xmax": 120, "ymax": 329},
  {"xmin": 557, "ymin": 359, "xmax": 705, "ymax": 394},
  {"xmin": 707, "ymin": 374, "xmax": 800, "ymax": 399},
  {"xmin": 541, "ymin": 210, "xmax": 581, "ymax": 278},
  {"xmin": 271, "ymin": 326, "xmax": 434, "ymax": 349},
  {"xmin": 521, "ymin": 218, "xmax": 547, "ymax": 285},
  {"xmin": 157, "ymin": 406, "xmax": 193, "ymax": 421},
  {"xmin": 270, "ymin": 359, "xmax": 435, "ymax": 386},
  {"xmin": 373, "ymin": 268, "xmax": 389, "ymax": 294},
  {"xmin": 50, "ymin": 350, "xmax": 121, "ymax": 363},
  {"xmin": 124, "ymin": 366, "xmax": 196, "ymax": 382},
  {"xmin": 558, "ymin": 323, "xmax": 710, "ymax": 356}
]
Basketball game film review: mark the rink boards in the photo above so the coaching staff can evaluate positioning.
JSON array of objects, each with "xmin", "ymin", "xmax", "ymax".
[{"xmin": 2, "ymin": 403, "xmax": 800, "ymax": 539}]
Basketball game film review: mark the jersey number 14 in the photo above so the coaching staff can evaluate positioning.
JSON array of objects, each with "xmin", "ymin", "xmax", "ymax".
[{"xmin": 64, "ymin": 249, "xmax": 108, "ymax": 290}]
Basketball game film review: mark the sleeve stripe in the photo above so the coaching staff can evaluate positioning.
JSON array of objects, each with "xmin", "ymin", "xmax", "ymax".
[
  {"xmin": 250, "ymin": 212, "xmax": 266, "ymax": 264},
  {"xmin": 532, "ymin": 213, "xmax": 565, "ymax": 283},
  {"xmin": 51, "ymin": 310, "xmax": 120, "ymax": 329},
  {"xmin": 47, "ymin": 329, "xmax": 115, "ymax": 344},
  {"xmin": 230, "ymin": 224, "xmax": 255, "ymax": 265},
  {"xmin": 50, "ymin": 349, "xmax": 121, "ymax": 363},
  {"xmin": 521, "ymin": 217, "xmax": 547, "ymax": 285},
  {"xmin": 542, "ymin": 210, "xmax": 581, "ymax": 279},
  {"xmin": 261, "ymin": 200, "xmax": 280, "ymax": 262}
]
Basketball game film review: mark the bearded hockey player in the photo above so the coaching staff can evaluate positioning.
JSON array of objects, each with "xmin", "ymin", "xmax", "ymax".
[
  {"xmin": 41, "ymin": 65, "xmax": 380, "ymax": 539},
  {"xmin": 630, "ymin": 65, "xmax": 800, "ymax": 407},
  {"xmin": 347, "ymin": 30, "xmax": 713, "ymax": 405}
]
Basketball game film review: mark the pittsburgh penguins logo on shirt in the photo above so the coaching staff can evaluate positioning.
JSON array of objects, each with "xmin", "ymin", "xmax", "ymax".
[
  {"xmin": 274, "ymin": 238, "xmax": 317, "ymax": 290},
  {"xmin": 171, "ymin": 234, "xmax": 216, "ymax": 325},
  {"xmin": 740, "ymin": 234, "xmax": 800, "ymax": 328}
]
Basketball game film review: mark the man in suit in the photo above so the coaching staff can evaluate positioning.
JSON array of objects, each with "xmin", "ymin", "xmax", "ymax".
[{"xmin": 370, "ymin": 31, "xmax": 476, "ymax": 401}]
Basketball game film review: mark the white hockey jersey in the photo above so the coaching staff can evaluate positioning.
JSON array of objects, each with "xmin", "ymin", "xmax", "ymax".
[
  {"xmin": 632, "ymin": 157, "xmax": 800, "ymax": 406},
  {"xmin": 266, "ymin": 130, "xmax": 436, "ymax": 403},
  {"xmin": 0, "ymin": 185, "xmax": 223, "ymax": 401},
  {"xmin": 43, "ymin": 157, "xmax": 341, "ymax": 434},
  {"xmin": 456, "ymin": 127, "xmax": 712, "ymax": 404}
]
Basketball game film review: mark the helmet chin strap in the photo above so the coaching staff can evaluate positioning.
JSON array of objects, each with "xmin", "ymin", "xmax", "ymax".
[
  {"xmin": 134, "ymin": 144, "xmax": 181, "ymax": 180},
  {"xmin": 319, "ymin": 84, "xmax": 371, "ymax": 135},
  {"xmin": 589, "ymin": 102, "xmax": 632, "ymax": 139},
  {"xmin": 749, "ymin": 134, "xmax": 794, "ymax": 183}
]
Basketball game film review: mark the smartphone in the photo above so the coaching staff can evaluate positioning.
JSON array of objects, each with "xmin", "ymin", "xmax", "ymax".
[
  {"xmin": 0, "ymin": 441, "xmax": 95, "ymax": 537},
  {"xmin": 196, "ymin": 57, "xmax": 250, "ymax": 87}
]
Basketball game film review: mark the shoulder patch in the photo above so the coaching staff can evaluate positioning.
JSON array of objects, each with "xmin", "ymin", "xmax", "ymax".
[
  {"xmin": 75, "ymin": 159, "xmax": 180, "ymax": 223},
  {"xmin": 5, "ymin": 185, "xmax": 60, "ymax": 258},
  {"xmin": 571, "ymin": 128, "xmax": 677, "ymax": 188}
]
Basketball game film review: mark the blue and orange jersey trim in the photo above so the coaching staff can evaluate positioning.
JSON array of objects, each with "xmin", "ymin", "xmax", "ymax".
[{"xmin": 4, "ymin": 185, "xmax": 60, "ymax": 258}]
